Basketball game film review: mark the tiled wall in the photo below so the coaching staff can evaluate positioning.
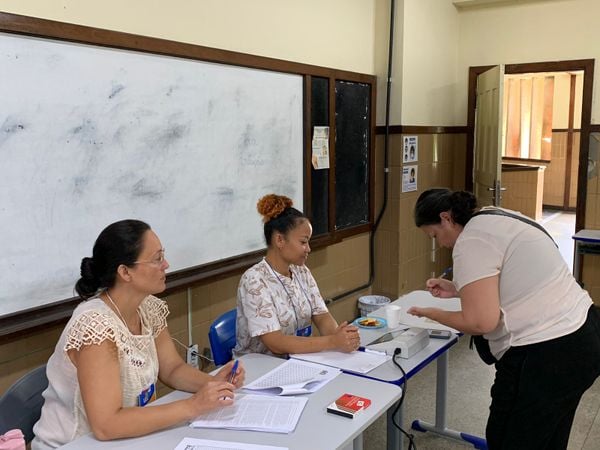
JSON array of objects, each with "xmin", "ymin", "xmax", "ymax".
[
  {"xmin": 543, "ymin": 131, "xmax": 580, "ymax": 209},
  {"xmin": 583, "ymin": 136, "xmax": 600, "ymax": 304},
  {"xmin": 501, "ymin": 167, "xmax": 544, "ymax": 220},
  {"xmin": 0, "ymin": 234, "xmax": 369, "ymax": 396},
  {"xmin": 373, "ymin": 133, "xmax": 467, "ymax": 299}
]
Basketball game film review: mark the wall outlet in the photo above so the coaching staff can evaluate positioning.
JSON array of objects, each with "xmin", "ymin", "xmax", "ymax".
[{"xmin": 187, "ymin": 344, "xmax": 199, "ymax": 369}]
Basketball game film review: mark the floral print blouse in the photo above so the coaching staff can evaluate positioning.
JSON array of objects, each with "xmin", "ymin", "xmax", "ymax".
[{"xmin": 233, "ymin": 258, "xmax": 329, "ymax": 356}]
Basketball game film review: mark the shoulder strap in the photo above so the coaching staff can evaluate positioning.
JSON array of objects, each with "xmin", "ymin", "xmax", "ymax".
[{"xmin": 472, "ymin": 208, "xmax": 558, "ymax": 248}]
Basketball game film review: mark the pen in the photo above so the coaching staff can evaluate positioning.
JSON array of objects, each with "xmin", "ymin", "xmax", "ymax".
[
  {"xmin": 221, "ymin": 360, "xmax": 238, "ymax": 400},
  {"xmin": 228, "ymin": 360, "xmax": 239, "ymax": 384},
  {"xmin": 438, "ymin": 267, "xmax": 452, "ymax": 279}
]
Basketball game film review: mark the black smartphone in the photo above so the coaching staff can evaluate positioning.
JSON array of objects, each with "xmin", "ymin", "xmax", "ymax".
[{"xmin": 429, "ymin": 329, "xmax": 452, "ymax": 339}]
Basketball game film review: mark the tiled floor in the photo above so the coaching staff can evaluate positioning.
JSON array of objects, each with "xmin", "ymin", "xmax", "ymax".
[{"xmin": 363, "ymin": 210, "xmax": 600, "ymax": 449}]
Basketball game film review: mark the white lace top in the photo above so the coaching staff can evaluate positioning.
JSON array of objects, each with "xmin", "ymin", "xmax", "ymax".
[{"xmin": 31, "ymin": 295, "xmax": 168, "ymax": 449}]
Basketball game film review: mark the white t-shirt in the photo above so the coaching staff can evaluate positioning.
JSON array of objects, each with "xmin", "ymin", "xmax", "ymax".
[
  {"xmin": 233, "ymin": 259, "xmax": 329, "ymax": 357},
  {"xmin": 452, "ymin": 207, "xmax": 591, "ymax": 359},
  {"xmin": 32, "ymin": 296, "xmax": 168, "ymax": 449}
]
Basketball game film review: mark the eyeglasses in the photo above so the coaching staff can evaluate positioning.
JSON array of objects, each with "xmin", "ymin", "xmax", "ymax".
[{"xmin": 133, "ymin": 249, "xmax": 166, "ymax": 267}]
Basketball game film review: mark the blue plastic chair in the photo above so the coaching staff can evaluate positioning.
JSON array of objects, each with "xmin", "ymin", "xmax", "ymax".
[
  {"xmin": 208, "ymin": 309, "xmax": 237, "ymax": 366},
  {"xmin": 0, "ymin": 365, "xmax": 48, "ymax": 443}
]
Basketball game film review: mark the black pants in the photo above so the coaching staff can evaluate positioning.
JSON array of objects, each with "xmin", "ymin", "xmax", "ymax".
[{"xmin": 486, "ymin": 306, "xmax": 600, "ymax": 450}]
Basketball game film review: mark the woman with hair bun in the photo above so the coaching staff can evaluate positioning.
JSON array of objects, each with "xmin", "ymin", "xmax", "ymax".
[
  {"xmin": 233, "ymin": 194, "xmax": 360, "ymax": 357},
  {"xmin": 408, "ymin": 188, "xmax": 600, "ymax": 449},
  {"xmin": 32, "ymin": 220, "xmax": 245, "ymax": 449}
]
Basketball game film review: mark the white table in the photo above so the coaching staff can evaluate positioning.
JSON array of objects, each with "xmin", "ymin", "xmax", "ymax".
[
  {"xmin": 572, "ymin": 229, "xmax": 600, "ymax": 286},
  {"xmin": 59, "ymin": 353, "xmax": 401, "ymax": 450},
  {"xmin": 361, "ymin": 291, "xmax": 487, "ymax": 450}
]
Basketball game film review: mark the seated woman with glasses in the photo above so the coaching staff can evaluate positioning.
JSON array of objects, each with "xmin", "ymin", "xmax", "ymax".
[
  {"xmin": 32, "ymin": 220, "xmax": 245, "ymax": 449},
  {"xmin": 233, "ymin": 194, "xmax": 360, "ymax": 357}
]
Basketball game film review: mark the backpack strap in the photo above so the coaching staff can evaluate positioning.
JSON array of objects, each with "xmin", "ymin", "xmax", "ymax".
[{"xmin": 471, "ymin": 208, "xmax": 557, "ymax": 248}]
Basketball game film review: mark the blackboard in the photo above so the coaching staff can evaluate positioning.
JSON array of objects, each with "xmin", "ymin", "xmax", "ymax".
[
  {"xmin": 0, "ymin": 13, "xmax": 375, "ymax": 333},
  {"xmin": 0, "ymin": 31, "xmax": 303, "ymax": 317},
  {"xmin": 335, "ymin": 80, "xmax": 371, "ymax": 229}
]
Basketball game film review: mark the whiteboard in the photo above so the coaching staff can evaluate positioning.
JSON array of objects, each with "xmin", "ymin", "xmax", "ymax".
[{"xmin": 0, "ymin": 33, "xmax": 303, "ymax": 317}]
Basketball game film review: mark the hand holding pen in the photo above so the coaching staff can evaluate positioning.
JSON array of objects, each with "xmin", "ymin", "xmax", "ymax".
[
  {"xmin": 426, "ymin": 267, "xmax": 458, "ymax": 298},
  {"xmin": 217, "ymin": 359, "xmax": 245, "ymax": 388}
]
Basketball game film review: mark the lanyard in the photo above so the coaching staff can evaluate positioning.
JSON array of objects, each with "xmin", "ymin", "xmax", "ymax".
[{"xmin": 264, "ymin": 259, "xmax": 312, "ymax": 334}]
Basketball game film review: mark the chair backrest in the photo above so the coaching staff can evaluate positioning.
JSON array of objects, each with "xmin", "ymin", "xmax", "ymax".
[
  {"xmin": 208, "ymin": 309, "xmax": 237, "ymax": 366},
  {"xmin": 0, "ymin": 365, "xmax": 48, "ymax": 443}
]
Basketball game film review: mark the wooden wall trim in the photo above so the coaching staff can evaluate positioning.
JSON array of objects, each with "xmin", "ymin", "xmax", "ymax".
[
  {"xmin": 589, "ymin": 124, "xmax": 600, "ymax": 132},
  {"xmin": 375, "ymin": 125, "xmax": 468, "ymax": 135}
]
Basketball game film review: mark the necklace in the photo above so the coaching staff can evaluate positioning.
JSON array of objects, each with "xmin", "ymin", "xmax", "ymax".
[{"xmin": 105, "ymin": 290, "xmax": 139, "ymax": 334}]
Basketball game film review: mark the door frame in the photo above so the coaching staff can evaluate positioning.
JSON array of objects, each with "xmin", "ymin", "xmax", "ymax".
[{"xmin": 466, "ymin": 59, "xmax": 594, "ymax": 232}]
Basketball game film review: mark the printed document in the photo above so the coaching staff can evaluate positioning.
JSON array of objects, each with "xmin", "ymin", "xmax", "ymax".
[
  {"xmin": 290, "ymin": 350, "xmax": 390, "ymax": 374},
  {"xmin": 174, "ymin": 437, "xmax": 288, "ymax": 450},
  {"xmin": 190, "ymin": 393, "xmax": 307, "ymax": 433},
  {"xmin": 243, "ymin": 359, "xmax": 340, "ymax": 395}
]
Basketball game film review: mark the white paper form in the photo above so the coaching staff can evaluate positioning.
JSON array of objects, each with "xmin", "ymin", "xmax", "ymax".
[
  {"xmin": 393, "ymin": 290, "xmax": 461, "ymax": 332},
  {"xmin": 289, "ymin": 350, "xmax": 390, "ymax": 374},
  {"xmin": 190, "ymin": 394, "xmax": 307, "ymax": 434},
  {"xmin": 243, "ymin": 359, "xmax": 340, "ymax": 395},
  {"xmin": 174, "ymin": 437, "xmax": 288, "ymax": 450}
]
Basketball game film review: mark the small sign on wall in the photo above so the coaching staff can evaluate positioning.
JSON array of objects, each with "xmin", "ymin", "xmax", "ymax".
[
  {"xmin": 402, "ymin": 165, "xmax": 418, "ymax": 192},
  {"xmin": 403, "ymin": 136, "xmax": 418, "ymax": 163}
]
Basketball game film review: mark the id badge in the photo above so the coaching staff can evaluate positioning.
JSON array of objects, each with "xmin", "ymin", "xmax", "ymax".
[
  {"xmin": 296, "ymin": 325, "xmax": 312, "ymax": 337},
  {"xmin": 138, "ymin": 383, "xmax": 156, "ymax": 407}
]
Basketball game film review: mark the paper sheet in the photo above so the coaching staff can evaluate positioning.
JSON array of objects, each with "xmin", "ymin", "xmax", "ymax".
[
  {"xmin": 190, "ymin": 393, "xmax": 307, "ymax": 434},
  {"xmin": 392, "ymin": 290, "xmax": 461, "ymax": 332},
  {"xmin": 289, "ymin": 350, "xmax": 390, "ymax": 374},
  {"xmin": 243, "ymin": 359, "xmax": 340, "ymax": 395},
  {"xmin": 174, "ymin": 437, "xmax": 288, "ymax": 450}
]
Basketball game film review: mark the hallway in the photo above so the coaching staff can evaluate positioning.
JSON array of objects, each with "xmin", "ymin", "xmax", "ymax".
[{"xmin": 539, "ymin": 209, "xmax": 576, "ymax": 273}]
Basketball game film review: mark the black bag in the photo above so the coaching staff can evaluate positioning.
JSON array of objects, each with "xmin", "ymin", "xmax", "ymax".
[
  {"xmin": 469, "ymin": 335, "xmax": 498, "ymax": 365},
  {"xmin": 467, "ymin": 209, "xmax": 557, "ymax": 365}
]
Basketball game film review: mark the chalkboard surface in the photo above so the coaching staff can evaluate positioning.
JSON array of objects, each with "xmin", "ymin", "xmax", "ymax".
[
  {"xmin": 0, "ymin": 32, "xmax": 303, "ymax": 317},
  {"xmin": 335, "ymin": 80, "xmax": 370, "ymax": 229}
]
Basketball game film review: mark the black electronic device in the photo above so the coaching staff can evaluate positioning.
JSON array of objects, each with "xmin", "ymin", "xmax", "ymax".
[{"xmin": 429, "ymin": 329, "xmax": 452, "ymax": 340}]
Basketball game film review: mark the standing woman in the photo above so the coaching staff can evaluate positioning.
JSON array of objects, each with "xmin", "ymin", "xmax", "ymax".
[
  {"xmin": 408, "ymin": 188, "xmax": 600, "ymax": 450},
  {"xmin": 33, "ymin": 220, "xmax": 244, "ymax": 449},
  {"xmin": 234, "ymin": 194, "xmax": 360, "ymax": 357}
]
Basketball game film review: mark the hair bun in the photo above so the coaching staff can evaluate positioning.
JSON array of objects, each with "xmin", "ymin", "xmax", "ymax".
[
  {"xmin": 80, "ymin": 256, "xmax": 96, "ymax": 280},
  {"xmin": 257, "ymin": 194, "xmax": 293, "ymax": 223}
]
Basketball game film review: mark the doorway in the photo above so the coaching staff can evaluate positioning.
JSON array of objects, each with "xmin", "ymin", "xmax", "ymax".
[{"xmin": 467, "ymin": 59, "xmax": 594, "ymax": 270}]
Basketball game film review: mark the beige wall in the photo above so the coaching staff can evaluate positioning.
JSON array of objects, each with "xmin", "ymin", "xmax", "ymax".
[
  {"xmin": 400, "ymin": 0, "xmax": 461, "ymax": 126},
  {"xmin": 0, "ymin": 0, "xmax": 376, "ymax": 74},
  {"xmin": 457, "ymin": 0, "xmax": 600, "ymax": 123},
  {"xmin": 374, "ymin": 0, "xmax": 462, "ymax": 126},
  {"xmin": 374, "ymin": 0, "xmax": 404, "ymax": 125}
]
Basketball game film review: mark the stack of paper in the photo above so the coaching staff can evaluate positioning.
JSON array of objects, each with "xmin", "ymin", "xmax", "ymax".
[
  {"xmin": 190, "ymin": 393, "xmax": 307, "ymax": 434},
  {"xmin": 289, "ymin": 350, "xmax": 390, "ymax": 374},
  {"xmin": 243, "ymin": 359, "xmax": 340, "ymax": 395}
]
